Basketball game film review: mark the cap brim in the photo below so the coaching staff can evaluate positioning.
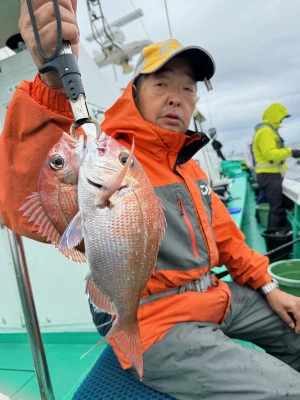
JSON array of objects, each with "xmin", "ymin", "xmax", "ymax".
[{"xmin": 144, "ymin": 45, "xmax": 215, "ymax": 81}]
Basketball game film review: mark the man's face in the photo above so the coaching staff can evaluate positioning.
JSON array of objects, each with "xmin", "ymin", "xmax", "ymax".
[{"xmin": 134, "ymin": 58, "xmax": 197, "ymax": 133}]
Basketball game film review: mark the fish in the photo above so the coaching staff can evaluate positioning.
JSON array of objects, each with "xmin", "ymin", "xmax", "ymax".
[
  {"xmin": 60, "ymin": 132, "xmax": 166, "ymax": 379},
  {"xmin": 19, "ymin": 132, "xmax": 86, "ymax": 262}
]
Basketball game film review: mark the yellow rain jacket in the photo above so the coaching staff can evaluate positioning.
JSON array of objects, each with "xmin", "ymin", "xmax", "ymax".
[{"xmin": 252, "ymin": 103, "xmax": 292, "ymax": 174}]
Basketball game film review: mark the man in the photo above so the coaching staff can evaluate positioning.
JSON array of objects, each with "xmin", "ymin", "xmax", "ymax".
[
  {"xmin": 0, "ymin": 1, "xmax": 300, "ymax": 399},
  {"xmin": 209, "ymin": 128, "xmax": 226, "ymax": 160},
  {"xmin": 252, "ymin": 103, "xmax": 300, "ymax": 229}
]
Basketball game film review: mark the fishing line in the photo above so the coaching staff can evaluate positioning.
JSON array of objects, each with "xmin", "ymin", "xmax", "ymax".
[
  {"xmin": 98, "ymin": 0, "xmax": 122, "ymax": 50},
  {"xmin": 25, "ymin": 0, "xmax": 63, "ymax": 62},
  {"xmin": 129, "ymin": 0, "xmax": 151, "ymax": 39},
  {"xmin": 164, "ymin": 0, "xmax": 173, "ymax": 37},
  {"xmin": 95, "ymin": 315, "xmax": 114, "ymax": 329},
  {"xmin": 200, "ymin": 85, "xmax": 214, "ymax": 128},
  {"xmin": 215, "ymin": 236, "xmax": 300, "ymax": 280}
]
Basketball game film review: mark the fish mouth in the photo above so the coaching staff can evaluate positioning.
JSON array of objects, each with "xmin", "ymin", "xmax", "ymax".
[
  {"xmin": 87, "ymin": 178, "xmax": 127, "ymax": 192},
  {"xmin": 84, "ymin": 162, "xmax": 118, "ymax": 186},
  {"xmin": 88, "ymin": 179, "xmax": 103, "ymax": 189}
]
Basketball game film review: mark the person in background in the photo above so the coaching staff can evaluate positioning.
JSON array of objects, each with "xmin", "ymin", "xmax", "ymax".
[
  {"xmin": 208, "ymin": 128, "xmax": 226, "ymax": 160},
  {"xmin": 1, "ymin": 1, "xmax": 300, "ymax": 399},
  {"xmin": 243, "ymin": 140, "xmax": 267, "ymax": 205},
  {"xmin": 252, "ymin": 103, "xmax": 300, "ymax": 230},
  {"xmin": 243, "ymin": 140, "xmax": 256, "ymax": 178}
]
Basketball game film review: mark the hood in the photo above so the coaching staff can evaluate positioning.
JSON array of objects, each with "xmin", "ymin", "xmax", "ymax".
[
  {"xmin": 262, "ymin": 103, "xmax": 291, "ymax": 130},
  {"xmin": 100, "ymin": 81, "xmax": 209, "ymax": 166}
]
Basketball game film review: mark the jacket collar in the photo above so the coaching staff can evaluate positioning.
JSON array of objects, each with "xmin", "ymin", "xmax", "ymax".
[{"xmin": 101, "ymin": 81, "xmax": 209, "ymax": 165}]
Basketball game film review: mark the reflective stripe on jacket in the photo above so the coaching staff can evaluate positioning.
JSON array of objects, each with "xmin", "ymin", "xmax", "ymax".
[{"xmin": 0, "ymin": 74, "xmax": 271, "ymax": 370}]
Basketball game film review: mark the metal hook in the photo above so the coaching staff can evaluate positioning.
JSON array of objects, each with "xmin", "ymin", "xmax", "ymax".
[{"xmin": 70, "ymin": 117, "xmax": 101, "ymax": 141}]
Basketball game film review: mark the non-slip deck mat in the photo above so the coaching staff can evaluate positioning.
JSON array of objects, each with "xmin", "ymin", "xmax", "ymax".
[{"xmin": 72, "ymin": 345, "xmax": 175, "ymax": 400}]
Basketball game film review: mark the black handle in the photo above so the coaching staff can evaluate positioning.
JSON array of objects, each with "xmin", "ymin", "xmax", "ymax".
[{"xmin": 39, "ymin": 53, "xmax": 85, "ymax": 101}]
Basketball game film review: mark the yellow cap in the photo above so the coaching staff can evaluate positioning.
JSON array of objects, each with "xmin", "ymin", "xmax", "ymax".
[{"xmin": 133, "ymin": 38, "xmax": 215, "ymax": 82}]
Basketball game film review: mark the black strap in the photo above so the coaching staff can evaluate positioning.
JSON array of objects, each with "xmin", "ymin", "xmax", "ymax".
[{"xmin": 25, "ymin": 0, "xmax": 63, "ymax": 62}]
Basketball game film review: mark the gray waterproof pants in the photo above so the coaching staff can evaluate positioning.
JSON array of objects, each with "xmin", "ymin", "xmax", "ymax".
[{"xmin": 131, "ymin": 282, "xmax": 300, "ymax": 399}]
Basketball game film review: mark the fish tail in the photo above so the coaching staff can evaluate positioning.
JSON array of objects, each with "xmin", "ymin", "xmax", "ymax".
[
  {"xmin": 111, "ymin": 323, "xmax": 143, "ymax": 380},
  {"xmin": 81, "ymin": 320, "xmax": 143, "ymax": 380},
  {"xmin": 113, "ymin": 321, "xmax": 143, "ymax": 381}
]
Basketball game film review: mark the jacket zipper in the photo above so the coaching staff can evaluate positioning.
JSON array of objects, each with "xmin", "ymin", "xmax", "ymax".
[{"xmin": 177, "ymin": 199, "xmax": 200, "ymax": 259}]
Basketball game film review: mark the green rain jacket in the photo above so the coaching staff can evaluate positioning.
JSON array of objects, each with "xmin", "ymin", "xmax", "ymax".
[{"xmin": 252, "ymin": 103, "xmax": 292, "ymax": 174}]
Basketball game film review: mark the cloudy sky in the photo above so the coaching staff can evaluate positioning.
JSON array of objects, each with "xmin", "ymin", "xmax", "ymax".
[{"xmin": 76, "ymin": 0, "xmax": 300, "ymax": 155}]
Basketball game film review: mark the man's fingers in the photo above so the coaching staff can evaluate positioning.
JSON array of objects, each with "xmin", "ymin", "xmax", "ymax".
[
  {"xmin": 34, "ymin": 2, "xmax": 79, "ymax": 34},
  {"xmin": 19, "ymin": 0, "xmax": 79, "ymax": 88},
  {"xmin": 20, "ymin": 2, "xmax": 79, "ymax": 43},
  {"xmin": 276, "ymin": 310, "xmax": 295, "ymax": 330},
  {"xmin": 280, "ymin": 309, "xmax": 300, "ymax": 333},
  {"xmin": 266, "ymin": 289, "xmax": 300, "ymax": 334},
  {"xmin": 295, "ymin": 322, "xmax": 300, "ymax": 334},
  {"xmin": 19, "ymin": 0, "xmax": 79, "ymax": 69},
  {"xmin": 37, "ymin": 20, "xmax": 79, "ymax": 45},
  {"xmin": 288, "ymin": 311, "xmax": 300, "ymax": 334},
  {"xmin": 20, "ymin": 0, "xmax": 76, "ymax": 14}
]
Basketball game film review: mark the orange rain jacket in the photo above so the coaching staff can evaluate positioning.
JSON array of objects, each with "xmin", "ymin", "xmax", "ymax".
[{"xmin": 0, "ymin": 74, "xmax": 271, "ymax": 370}]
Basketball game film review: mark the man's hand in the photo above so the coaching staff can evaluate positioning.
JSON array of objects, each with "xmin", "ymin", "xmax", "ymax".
[
  {"xmin": 265, "ymin": 288, "xmax": 300, "ymax": 333},
  {"xmin": 291, "ymin": 149, "xmax": 300, "ymax": 158},
  {"xmin": 19, "ymin": 0, "xmax": 79, "ymax": 89}
]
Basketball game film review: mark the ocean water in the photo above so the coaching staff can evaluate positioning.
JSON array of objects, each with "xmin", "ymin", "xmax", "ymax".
[{"xmin": 285, "ymin": 141, "xmax": 300, "ymax": 182}]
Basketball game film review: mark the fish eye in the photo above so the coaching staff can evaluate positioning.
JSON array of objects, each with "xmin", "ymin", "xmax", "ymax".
[
  {"xmin": 49, "ymin": 153, "xmax": 64, "ymax": 170},
  {"xmin": 119, "ymin": 151, "xmax": 134, "ymax": 167}
]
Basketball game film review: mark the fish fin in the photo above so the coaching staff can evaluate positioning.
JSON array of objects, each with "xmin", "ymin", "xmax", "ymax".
[
  {"xmin": 86, "ymin": 274, "xmax": 116, "ymax": 315},
  {"xmin": 59, "ymin": 211, "xmax": 83, "ymax": 249},
  {"xmin": 20, "ymin": 193, "xmax": 86, "ymax": 263},
  {"xmin": 19, "ymin": 193, "xmax": 60, "ymax": 242},
  {"xmin": 80, "ymin": 321, "xmax": 143, "ymax": 380},
  {"xmin": 60, "ymin": 247, "xmax": 87, "ymax": 263},
  {"xmin": 93, "ymin": 138, "xmax": 135, "ymax": 207},
  {"xmin": 94, "ymin": 192, "xmax": 109, "ymax": 207}
]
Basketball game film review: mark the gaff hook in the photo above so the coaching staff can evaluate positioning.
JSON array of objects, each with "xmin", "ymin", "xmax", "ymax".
[{"xmin": 70, "ymin": 117, "xmax": 101, "ymax": 141}]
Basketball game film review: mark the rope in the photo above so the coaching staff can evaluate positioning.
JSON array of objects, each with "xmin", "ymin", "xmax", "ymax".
[{"xmin": 25, "ymin": 0, "xmax": 62, "ymax": 62}]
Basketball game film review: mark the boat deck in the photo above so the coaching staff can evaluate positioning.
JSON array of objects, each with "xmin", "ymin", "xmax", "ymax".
[
  {"xmin": 242, "ymin": 182, "xmax": 267, "ymax": 255},
  {"xmin": 213, "ymin": 175, "xmax": 267, "ymax": 280},
  {"xmin": 0, "ymin": 332, "xmax": 105, "ymax": 399}
]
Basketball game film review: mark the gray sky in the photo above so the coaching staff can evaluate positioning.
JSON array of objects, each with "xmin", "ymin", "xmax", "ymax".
[{"xmin": 76, "ymin": 0, "xmax": 300, "ymax": 155}]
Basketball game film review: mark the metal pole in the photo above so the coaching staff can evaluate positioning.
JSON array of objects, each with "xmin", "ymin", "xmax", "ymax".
[
  {"xmin": 264, "ymin": 235, "xmax": 300, "ymax": 257},
  {"xmin": 7, "ymin": 229, "xmax": 55, "ymax": 400}
]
